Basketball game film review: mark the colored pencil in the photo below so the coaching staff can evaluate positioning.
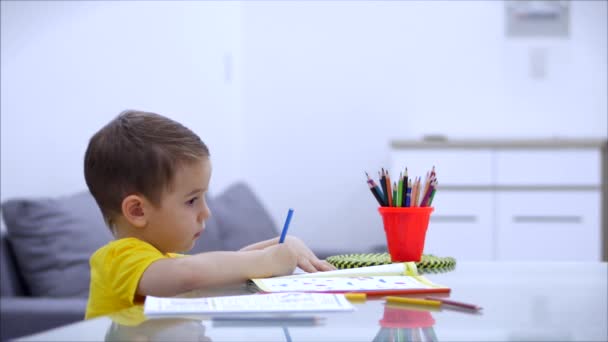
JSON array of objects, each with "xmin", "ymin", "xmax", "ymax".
[
  {"xmin": 279, "ymin": 208, "xmax": 294, "ymax": 243},
  {"xmin": 392, "ymin": 182, "xmax": 397, "ymax": 207},
  {"xmin": 423, "ymin": 166, "xmax": 437, "ymax": 207},
  {"xmin": 366, "ymin": 172, "xmax": 386, "ymax": 206},
  {"xmin": 405, "ymin": 179, "xmax": 412, "ymax": 207},
  {"xmin": 416, "ymin": 177, "xmax": 423, "ymax": 206},
  {"xmin": 420, "ymin": 178, "xmax": 435, "ymax": 207},
  {"xmin": 424, "ymin": 296, "xmax": 482, "ymax": 311},
  {"xmin": 369, "ymin": 173, "xmax": 385, "ymax": 198},
  {"xmin": 421, "ymin": 171, "xmax": 431, "ymax": 204},
  {"xmin": 397, "ymin": 173, "xmax": 403, "ymax": 207},
  {"xmin": 367, "ymin": 167, "xmax": 437, "ymax": 208},
  {"xmin": 345, "ymin": 293, "xmax": 367, "ymax": 302},
  {"xmin": 380, "ymin": 170, "xmax": 388, "ymax": 206},
  {"xmin": 428, "ymin": 185, "xmax": 437, "ymax": 206},
  {"xmin": 386, "ymin": 170, "xmax": 393, "ymax": 207},
  {"xmin": 401, "ymin": 168, "xmax": 408, "ymax": 208},
  {"xmin": 385, "ymin": 296, "xmax": 441, "ymax": 307},
  {"xmin": 411, "ymin": 177, "xmax": 418, "ymax": 207}
]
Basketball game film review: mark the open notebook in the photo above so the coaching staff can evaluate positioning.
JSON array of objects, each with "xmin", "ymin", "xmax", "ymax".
[{"xmin": 250, "ymin": 263, "xmax": 450, "ymax": 296}]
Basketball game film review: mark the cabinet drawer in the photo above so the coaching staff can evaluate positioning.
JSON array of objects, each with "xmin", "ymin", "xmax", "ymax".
[
  {"xmin": 424, "ymin": 192, "xmax": 494, "ymax": 260},
  {"xmin": 495, "ymin": 150, "xmax": 601, "ymax": 186},
  {"xmin": 496, "ymin": 192, "xmax": 601, "ymax": 261},
  {"xmin": 390, "ymin": 150, "xmax": 493, "ymax": 186}
]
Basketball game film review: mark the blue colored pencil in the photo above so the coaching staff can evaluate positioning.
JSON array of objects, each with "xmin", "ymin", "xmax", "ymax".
[
  {"xmin": 279, "ymin": 208, "xmax": 294, "ymax": 243},
  {"xmin": 405, "ymin": 179, "xmax": 412, "ymax": 207}
]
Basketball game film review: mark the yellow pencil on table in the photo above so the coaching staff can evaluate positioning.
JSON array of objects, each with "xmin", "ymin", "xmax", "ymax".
[
  {"xmin": 385, "ymin": 296, "xmax": 441, "ymax": 307},
  {"xmin": 344, "ymin": 293, "xmax": 367, "ymax": 302}
]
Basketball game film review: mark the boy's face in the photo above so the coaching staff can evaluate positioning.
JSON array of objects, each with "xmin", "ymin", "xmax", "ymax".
[{"xmin": 144, "ymin": 157, "xmax": 212, "ymax": 253}]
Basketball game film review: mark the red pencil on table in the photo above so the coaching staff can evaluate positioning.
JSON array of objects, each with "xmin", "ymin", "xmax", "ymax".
[{"xmin": 424, "ymin": 296, "xmax": 482, "ymax": 311}]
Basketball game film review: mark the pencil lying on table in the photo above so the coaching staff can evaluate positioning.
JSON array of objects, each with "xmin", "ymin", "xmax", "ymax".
[
  {"xmin": 385, "ymin": 296, "xmax": 441, "ymax": 307},
  {"xmin": 424, "ymin": 297, "xmax": 483, "ymax": 311},
  {"xmin": 386, "ymin": 296, "xmax": 482, "ymax": 311}
]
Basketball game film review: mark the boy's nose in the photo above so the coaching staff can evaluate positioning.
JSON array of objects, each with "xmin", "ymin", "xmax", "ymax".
[{"xmin": 198, "ymin": 205, "xmax": 211, "ymax": 223}]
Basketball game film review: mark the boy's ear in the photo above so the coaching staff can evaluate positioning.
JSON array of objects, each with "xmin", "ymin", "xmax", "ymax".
[{"xmin": 121, "ymin": 195, "xmax": 148, "ymax": 228}]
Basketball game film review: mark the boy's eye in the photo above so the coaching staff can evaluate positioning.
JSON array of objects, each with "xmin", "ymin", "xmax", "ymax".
[{"xmin": 186, "ymin": 197, "xmax": 198, "ymax": 206}]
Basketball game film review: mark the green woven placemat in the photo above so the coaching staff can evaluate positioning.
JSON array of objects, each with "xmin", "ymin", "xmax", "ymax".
[{"xmin": 326, "ymin": 253, "xmax": 456, "ymax": 274}]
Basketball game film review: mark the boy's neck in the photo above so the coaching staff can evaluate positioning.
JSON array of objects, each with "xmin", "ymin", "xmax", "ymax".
[
  {"xmin": 110, "ymin": 216, "xmax": 169, "ymax": 254},
  {"xmin": 112, "ymin": 217, "xmax": 147, "ymax": 241}
]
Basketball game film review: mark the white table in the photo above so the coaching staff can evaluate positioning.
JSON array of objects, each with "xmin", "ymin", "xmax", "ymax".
[{"xmin": 18, "ymin": 262, "xmax": 608, "ymax": 341}]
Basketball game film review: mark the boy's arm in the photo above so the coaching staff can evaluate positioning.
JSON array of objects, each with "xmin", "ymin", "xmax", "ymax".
[
  {"xmin": 137, "ymin": 245, "xmax": 296, "ymax": 298},
  {"xmin": 239, "ymin": 237, "xmax": 280, "ymax": 251},
  {"xmin": 241, "ymin": 236, "xmax": 336, "ymax": 272}
]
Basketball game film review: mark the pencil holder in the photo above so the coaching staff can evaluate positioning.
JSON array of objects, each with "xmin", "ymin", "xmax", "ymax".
[{"xmin": 378, "ymin": 207, "xmax": 433, "ymax": 262}]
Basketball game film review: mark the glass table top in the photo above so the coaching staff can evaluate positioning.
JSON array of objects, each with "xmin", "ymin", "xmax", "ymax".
[{"xmin": 18, "ymin": 262, "xmax": 608, "ymax": 341}]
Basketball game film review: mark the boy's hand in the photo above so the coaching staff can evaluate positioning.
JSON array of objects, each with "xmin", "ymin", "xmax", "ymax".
[
  {"xmin": 281, "ymin": 236, "xmax": 337, "ymax": 273},
  {"xmin": 264, "ymin": 244, "xmax": 298, "ymax": 276}
]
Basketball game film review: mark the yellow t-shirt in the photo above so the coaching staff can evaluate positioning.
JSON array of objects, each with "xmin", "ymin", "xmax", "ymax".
[{"xmin": 85, "ymin": 237, "xmax": 180, "ymax": 319}]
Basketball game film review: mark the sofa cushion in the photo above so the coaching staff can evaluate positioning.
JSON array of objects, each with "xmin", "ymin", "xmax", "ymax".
[
  {"xmin": 0, "ymin": 230, "xmax": 28, "ymax": 296},
  {"xmin": 0, "ymin": 183, "xmax": 276, "ymax": 298},
  {"xmin": 0, "ymin": 190, "xmax": 225, "ymax": 298},
  {"xmin": 187, "ymin": 194, "xmax": 224, "ymax": 253},
  {"xmin": 1, "ymin": 191, "xmax": 112, "ymax": 297},
  {"xmin": 205, "ymin": 182, "xmax": 278, "ymax": 251}
]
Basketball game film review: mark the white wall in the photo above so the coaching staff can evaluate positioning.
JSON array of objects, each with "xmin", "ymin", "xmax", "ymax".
[
  {"xmin": 239, "ymin": 1, "xmax": 607, "ymax": 252},
  {"xmin": 1, "ymin": 1, "xmax": 242, "ymax": 201},
  {"xmin": 2, "ymin": 1, "xmax": 606, "ymax": 252}
]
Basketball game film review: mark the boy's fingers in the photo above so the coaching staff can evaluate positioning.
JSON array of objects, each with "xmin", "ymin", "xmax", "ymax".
[
  {"xmin": 310, "ymin": 259, "xmax": 335, "ymax": 271},
  {"xmin": 297, "ymin": 258, "xmax": 317, "ymax": 273},
  {"xmin": 318, "ymin": 260, "xmax": 337, "ymax": 271}
]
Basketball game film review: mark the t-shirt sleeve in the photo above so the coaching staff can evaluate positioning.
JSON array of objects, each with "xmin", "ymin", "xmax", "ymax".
[
  {"xmin": 104, "ymin": 240, "xmax": 167, "ymax": 306},
  {"xmin": 168, "ymin": 252, "xmax": 186, "ymax": 258}
]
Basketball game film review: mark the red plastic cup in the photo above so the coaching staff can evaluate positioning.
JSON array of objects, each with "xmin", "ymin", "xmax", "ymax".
[{"xmin": 378, "ymin": 206, "xmax": 434, "ymax": 262}]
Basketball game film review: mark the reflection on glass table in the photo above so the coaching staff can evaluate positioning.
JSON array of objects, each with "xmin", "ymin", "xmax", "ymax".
[
  {"xmin": 373, "ymin": 303, "xmax": 437, "ymax": 342},
  {"xmin": 104, "ymin": 306, "xmax": 211, "ymax": 342}
]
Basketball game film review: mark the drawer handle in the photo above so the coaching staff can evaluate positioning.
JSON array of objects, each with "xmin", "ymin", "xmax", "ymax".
[
  {"xmin": 512, "ymin": 215, "xmax": 582, "ymax": 224},
  {"xmin": 430, "ymin": 215, "xmax": 477, "ymax": 223}
]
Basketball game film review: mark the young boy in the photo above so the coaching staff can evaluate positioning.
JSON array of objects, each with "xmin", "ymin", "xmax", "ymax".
[{"xmin": 84, "ymin": 110, "xmax": 335, "ymax": 319}]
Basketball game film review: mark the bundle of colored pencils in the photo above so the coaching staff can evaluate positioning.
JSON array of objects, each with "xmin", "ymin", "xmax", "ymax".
[{"xmin": 365, "ymin": 166, "xmax": 437, "ymax": 207}]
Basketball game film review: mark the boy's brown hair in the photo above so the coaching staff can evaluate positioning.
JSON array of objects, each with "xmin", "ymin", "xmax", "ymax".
[{"xmin": 84, "ymin": 110, "xmax": 209, "ymax": 228}]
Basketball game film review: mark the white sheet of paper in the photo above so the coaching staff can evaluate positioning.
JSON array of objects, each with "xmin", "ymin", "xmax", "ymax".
[
  {"xmin": 281, "ymin": 262, "xmax": 414, "ymax": 279},
  {"xmin": 144, "ymin": 292, "xmax": 355, "ymax": 316},
  {"xmin": 253, "ymin": 275, "xmax": 439, "ymax": 293}
]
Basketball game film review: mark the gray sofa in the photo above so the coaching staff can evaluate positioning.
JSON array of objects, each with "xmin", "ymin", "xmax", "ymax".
[{"xmin": 0, "ymin": 182, "xmax": 282, "ymax": 341}]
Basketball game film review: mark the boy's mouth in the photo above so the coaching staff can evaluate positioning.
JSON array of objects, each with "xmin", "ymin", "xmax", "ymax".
[{"xmin": 193, "ymin": 231, "xmax": 202, "ymax": 239}]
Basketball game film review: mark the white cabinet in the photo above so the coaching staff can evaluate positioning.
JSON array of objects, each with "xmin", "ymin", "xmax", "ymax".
[
  {"xmin": 389, "ymin": 150, "xmax": 493, "ymax": 185},
  {"xmin": 424, "ymin": 192, "xmax": 494, "ymax": 260},
  {"xmin": 494, "ymin": 150, "xmax": 601, "ymax": 186},
  {"xmin": 496, "ymin": 192, "xmax": 601, "ymax": 261},
  {"xmin": 389, "ymin": 139, "xmax": 606, "ymax": 261}
]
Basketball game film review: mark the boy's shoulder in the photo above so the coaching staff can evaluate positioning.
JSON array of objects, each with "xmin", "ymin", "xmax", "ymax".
[
  {"xmin": 94, "ymin": 237, "xmax": 150, "ymax": 252},
  {"xmin": 90, "ymin": 237, "xmax": 161, "ymax": 262}
]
